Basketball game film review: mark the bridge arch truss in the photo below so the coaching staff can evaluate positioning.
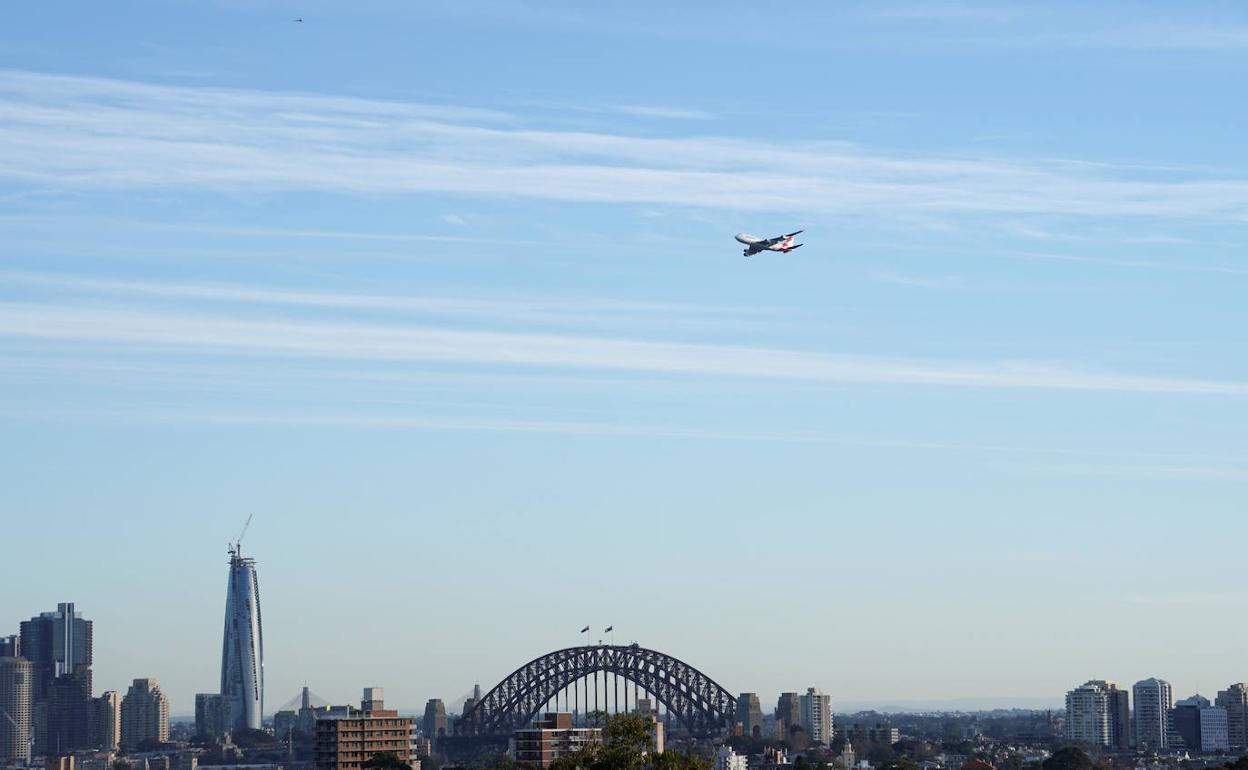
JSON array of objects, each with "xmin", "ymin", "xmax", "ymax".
[{"xmin": 456, "ymin": 645, "xmax": 736, "ymax": 736}]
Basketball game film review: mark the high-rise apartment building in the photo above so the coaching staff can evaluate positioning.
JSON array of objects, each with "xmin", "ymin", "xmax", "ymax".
[
  {"xmin": 1134, "ymin": 678, "xmax": 1173, "ymax": 750},
  {"xmin": 1065, "ymin": 680, "xmax": 1128, "ymax": 748},
  {"xmin": 120, "ymin": 678, "xmax": 169, "ymax": 751},
  {"xmin": 798, "ymin": 687, "xmax": 832, "ymax": 745},
  {"xmin": 220, "ymin": 546, "xmax": 264, "ymax": 732},
  {"xmin": 19, "ymin": 604, "xmax": 93, "ymax": 703},
  {"xmin": 0, "ymin": 637, "xmax": 18, "ymax": 658},
  {"xmin": 1216, "ymin": 684, "xmax": 1248, "ymax": 750},
  {"xmin": 735, "ymin": 693, "xmax": 763, "ymax": 738},
  {"xmin": 0, "ymin": 657, "xmax": 33, "ymax": 763},
  {"xmin": 513, "ymin": 713, "xmax": 601, "ymax": 769},
  {"xmin": 314, "ymin": 689, "xmax": 416, "ymax": 770},
  {"xmin": 94, "ymin": 691, "xmax": 121, "ymax": 752}
]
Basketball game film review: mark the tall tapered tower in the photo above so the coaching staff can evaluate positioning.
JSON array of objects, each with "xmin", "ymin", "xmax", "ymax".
[{"xmin": 220, "ymin": 544, "xmax": 263, "ymax": 731}]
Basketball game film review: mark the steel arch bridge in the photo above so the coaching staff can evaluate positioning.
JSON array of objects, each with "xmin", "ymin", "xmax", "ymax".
[{"xmin": 456, "ymin": 644, "xmax": 736, "ymax": 737}]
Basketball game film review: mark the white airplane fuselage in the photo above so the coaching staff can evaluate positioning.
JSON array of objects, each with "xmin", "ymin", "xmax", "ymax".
[{"xmin": 735, "ymin": 232, "xmax": 800, "ymax": 255}]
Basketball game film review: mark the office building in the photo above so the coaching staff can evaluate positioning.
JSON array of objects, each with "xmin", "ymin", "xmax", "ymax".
[
  {"xmin": 0, "ymin": 637, "xmax": 18, "ymax": 659},
  {"xmin": 798, "ymin": 688, "xmax": 832, "ymax": 745},
  {"xmin": 220, "ymin": 545, "xmax": 264, "ymax": 732},
  {"xmin": 1173, "ymin": 695, "xmax": 1229, "ymax": 754},
  {"xmin": 19, "ymin": 604, "xmax": 93, "ymax": 703},
  {"xmin": 735, "ymin": 693, "xmax": 763, "ymax": 738},
  {"xmin": 1216, "ymin": 684, "xmax": 1248, "ymax": 750},
  {"xmin": 120, "ymin": 678, "xmax": 169, "ymax": 751},
  {"xmin": 1200, "ymin": 707, "xmax": 1230, "ymax": 753},
  {"xmin": 1106, "ymin": 683, "xmax": 1129, "ymax": 750},
  {"xmin": 775, "ymin": 693, "xmax": 800, "ymax": 736},
  {"xmin": 1134, "ymin": 678, "xmax": 1172, "ymax": 750},
  {"xmin": 513, "ymin": 713, "xmax": 601, "ymax": 769},
  {"xmin": 195, "ymin": 693, "xmax": 228, "ymax": 740},
  {"xmin": 314, "ymin": 689, "xmax": 416, "ymax": 770},
  {"xmin": 1064, "ymin": 680, "xmax": 1128, "ymax": 748},
  {"xmin": 1173, "ymin": 695, "xmax": 1205, "ymax": 751},
  {"xmin": 714, "ymin": 745, "xmax": 749, "ymax": 770},
  {"xmin": 47, "ymin": 665, "xmax": 93, "ymax": 754},
  {"xmin": 846, "ymin": 723, "xmax": 900, "ymax": 746},
  {"xmin": 422, "ymin": 699, "xmax": 447, "ymax": 741},
  {"xmin": 0, "ymin": 657, "xmax": 33, "ymax": 763},
  {"xmin": 93, "ymin": 691, "xmax": 120, "ymax": 752}
]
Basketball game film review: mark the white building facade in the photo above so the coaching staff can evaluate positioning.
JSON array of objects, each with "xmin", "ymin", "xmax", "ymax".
[
  {"xmin": 1066, "ymin": 681, "xmax": 1112, "ymax": 746},
  {"xmin": 1133, "ymin": 677, "xmax": 1173, "ymax": 750},
  {"xmin": 799, "ymin": 688, "xmax": 832, "ymax": 745},
  {"xmin": 715, "ymin": 745, "xmax": 749, "ymax": 770}
]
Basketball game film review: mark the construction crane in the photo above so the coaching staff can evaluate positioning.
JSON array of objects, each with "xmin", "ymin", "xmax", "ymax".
[
  {"xmin": 229, "ymin": 513, "xmax": 253, "ymax": 557},
  {"xmin": 1, "ymin": 709, "xmax": 32, "ymax": 762}
]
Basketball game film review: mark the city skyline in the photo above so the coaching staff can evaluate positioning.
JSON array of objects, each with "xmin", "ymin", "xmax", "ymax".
[
  {"xmin": 4, "ymin": 0, "xmax": 1248, "ymax": 723},
  {"xmin": 5, "ymin": 587, "xmax": 1248, "ymax": 717}
]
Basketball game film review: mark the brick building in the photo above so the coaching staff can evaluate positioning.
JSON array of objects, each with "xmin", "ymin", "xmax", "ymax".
[
  {"xmin": 315, "ymin": 689, "xmax": 416, "ymax": 770},
  {"xmin": 513, "ymin": 713, "xmax": 602, "ymax": 768}
]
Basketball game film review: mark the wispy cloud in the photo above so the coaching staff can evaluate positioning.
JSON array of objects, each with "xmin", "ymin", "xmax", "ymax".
[
  {"xmin": 2, "ymin": 301, "xmax": 1246, "ymax": 396},
  {"xmin": 858, "ymin": 6, "xmax": 1248, "ymax": 52},
  {"xmin": 612, "ymin": 104, "xmax": 714, "ymax": 120},
  {"xmin": 0, "ymin": 272, "xmax": 785, "ymax": 330},
  {"xmin": 4, "ymin": 70, "xmax": 1248, "ymax": 220},
  {"xmin": 0, "ymin": 406, "xmax": 974, "ymax": 446},
  {"xmin": 872, "ymin": 270, "xmax": 969, "ymax": 290}
]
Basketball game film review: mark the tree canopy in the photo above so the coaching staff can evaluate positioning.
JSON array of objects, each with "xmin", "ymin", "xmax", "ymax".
[
  {"xmin": 1042, "ymin": 747, "xmax": 1093, "ymax": 770},
  {"xmin": 547, "ymin": 714, "xmax": 708, "ymax": 770},
  {"xmin": 364, "ymin": 752, "xmax": 414, "ymax": 770}
]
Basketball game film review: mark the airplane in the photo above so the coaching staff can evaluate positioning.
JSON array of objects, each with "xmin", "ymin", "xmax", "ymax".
[{"xmin": 734, "ymin": 230, "xmax": 804, "ymax": 257}]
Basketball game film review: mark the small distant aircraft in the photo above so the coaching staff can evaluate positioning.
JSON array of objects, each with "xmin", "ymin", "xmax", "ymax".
[
  {"xmin": 734, "ymin": 230, "xmax": 804, "ymax": 257},
  {"xmin": 293, "ymin": 17, "xmax": 303, "ymax": 23}
]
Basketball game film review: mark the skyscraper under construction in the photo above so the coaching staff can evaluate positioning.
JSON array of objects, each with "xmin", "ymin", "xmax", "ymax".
[{"xmin": 220, "ymin": 544, "xmax": 264, "ymax": 731}]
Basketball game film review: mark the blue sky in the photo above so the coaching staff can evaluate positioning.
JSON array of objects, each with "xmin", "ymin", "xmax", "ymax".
[{"xmin": 3, "ymin": 1, "xmax": 1248, "ymax": 715}]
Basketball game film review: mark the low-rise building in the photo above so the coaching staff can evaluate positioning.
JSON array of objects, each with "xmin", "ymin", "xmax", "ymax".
[
  {"xmin": 314, "ymin": 689, "xmax": 416, "ymax": 770},
  {"xmin": 714, "ymin": 745, "xmax": 748, "ymax": 770},
  {"xmin": 513, "ymin": 713, "xmax": 602, "ymax": 768}
]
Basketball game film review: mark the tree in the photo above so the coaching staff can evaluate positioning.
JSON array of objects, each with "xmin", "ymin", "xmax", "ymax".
[
  {"xmin": 788, "ymin": 725, "xmax": 812, "ymax": 753},
  {"xmin": 1042, "ymin": 747, "xmax": 1092, "ymax": 770},
  {"xmin": 548, "ymin": 714, "xmax": 708, "ymax": 770},
  {"xmin": 364, "ymin": 752, "xmax": 413, "ymax": 770},
  {"xmin": 231, "ymin": 727, "xmax": 278, "ymax": 749},
  {"xmin": 880, "ymin": 757, "xmax": 919, "ymax": 770}
]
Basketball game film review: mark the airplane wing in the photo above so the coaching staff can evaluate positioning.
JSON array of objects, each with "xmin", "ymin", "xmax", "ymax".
[{"xmin": 761, "ymin": 230, "xmax": 804, "ymax": 245}]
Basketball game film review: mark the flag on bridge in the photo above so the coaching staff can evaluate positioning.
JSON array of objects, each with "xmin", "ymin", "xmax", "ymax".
[
  {"xmin": 580, "ymin": 626, "xmax": 590, "ymax": 633},
  {"xmin": 605, "ymin": 626, "xmax": 613, "ymax": 633}
]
